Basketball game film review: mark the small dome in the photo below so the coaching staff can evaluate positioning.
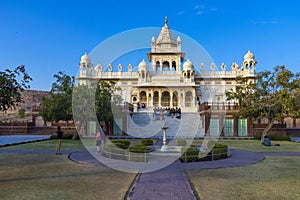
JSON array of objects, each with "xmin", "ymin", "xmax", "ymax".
[
  {"xmin": 183, "ymin": 59, "xmax": 194, "ymax": 70},
  {"xmin": 244, "ymin": 50, "xmax": 255, "ymax": 60},
  {"xmin": 80, "ymin": 52, "xmax": 91, "ymax": 65},
  {"xmin": 138, "ymin": 59, "xmax": 149, "ymax": 71},
  {"xmin": 95, "ymin": 64, "xmax": 102, "ymax": 72}
]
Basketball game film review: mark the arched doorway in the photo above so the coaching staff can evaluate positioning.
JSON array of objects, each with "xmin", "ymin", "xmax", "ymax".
[
  {"xmin": 161, "ymin": 91, "xmax": 170, "ymax": 107},
  {"xmin": 172, "ymin": 91, "xmax": 178, "ymax": 107},
  {"xmin": 139, "ymin": 91, "xmax": 147, "ymax": 106},
  {"xmin": 153, "ymin": 91, "xmax": 159, "ymax": 106},
  {"xmin": 185, "ymin": 91, "xmax": 192, "ymax": 107}
]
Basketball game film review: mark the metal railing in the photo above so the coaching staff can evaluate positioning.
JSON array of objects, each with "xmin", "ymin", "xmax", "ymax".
[{"xmin": 102, "ymin": 147, "xmax": 149, "ymax": 162}]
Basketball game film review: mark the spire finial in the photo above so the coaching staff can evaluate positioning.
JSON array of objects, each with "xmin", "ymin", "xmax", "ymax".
[{"xmin": 164, "ymin": 16, "xmax": 168, "ymax": 25}]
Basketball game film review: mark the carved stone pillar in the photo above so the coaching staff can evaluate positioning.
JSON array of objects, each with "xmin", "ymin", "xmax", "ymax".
[
  {"xmin": 170, "ymin": 90, "xmax": 173, "ymax": 108},
  {"xmin": 182, "ymin": 91, "xmax": 186, "ymax": 108}
]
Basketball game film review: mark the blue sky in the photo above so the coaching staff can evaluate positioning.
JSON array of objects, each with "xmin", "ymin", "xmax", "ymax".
[{"xmin": 1, "ymin": 0, "xmax": 300, "ymax": 91}]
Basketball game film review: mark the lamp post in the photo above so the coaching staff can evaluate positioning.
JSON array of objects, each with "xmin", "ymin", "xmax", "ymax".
[{"xmin": 161, "ymin": 122, "xmax": 169, "ymax": 151}]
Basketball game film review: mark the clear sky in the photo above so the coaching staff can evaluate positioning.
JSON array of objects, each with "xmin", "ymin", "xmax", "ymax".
[{"xmin": 1, "ymin": 0, "xmax": 299, "ymax": 91}]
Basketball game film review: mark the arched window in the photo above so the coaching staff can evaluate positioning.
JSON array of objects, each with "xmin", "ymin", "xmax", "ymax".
[
  {"xmin": 140, "ymin": 71, "xmax": 144, "ymax": 79},
  {"xmin": 172, "ymin": 61, "xmax": 176, "ymax": 71},
  {"xmin": 185, "ymin": 91, "xmax": 193, "ymax": 107},
  {"xmin": 132, "ymin": 96, "xmax": 137, "ymax": 102},
  {"xmin": 162, "ymin": 61, "xmax": 170, "ymax": 71},
  {"xmin": 156, "ymin": 61, "xmax": 160, "ymax": 72}
]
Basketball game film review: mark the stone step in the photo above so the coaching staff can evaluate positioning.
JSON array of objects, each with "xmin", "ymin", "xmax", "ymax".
[{"xmin": 127, "ymin": 113, "xmax": 204, "ymax": 138}]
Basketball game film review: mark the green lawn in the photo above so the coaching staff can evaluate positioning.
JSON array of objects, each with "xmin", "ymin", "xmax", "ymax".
[
  {"xmin": 0, "ymin": 153, "xmax": 136, "ymax": 200},
  {"xmin": 187, "ymin": 156, "xmax": 300, "ymax": 200},
  {"xmin": 4, "ymin": 139, "xmax": 86, "ymax": 150},
  {"xmin": 193, "ymin": 139, "xmax": 300, "ymax": 152}
]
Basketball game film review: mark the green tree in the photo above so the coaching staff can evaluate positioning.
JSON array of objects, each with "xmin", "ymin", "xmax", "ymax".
[
  {"xmin": 18, "ymin": 108, "xmax": 25, "ymax": 118},
  {"xmin": 95, "ymin": 80, "xmax": 123, "ymax": 123},
  {"xmin": 40, "ymin": 71, "xmax": 75, "ymax": 123},
  {"xmin": 226, "ymin": 66, "xmax": 300, "ymax": 141},
  {"xmin": 72, "ymin": 84, "xmax": 96, "ymax": 137},
  {"xmin": 72, "ymin": 80, "xmax": 123, "ymax": 137},
  {"xmin": 0, "ymin": 65, "xmax": 32, "ymax": 111}
]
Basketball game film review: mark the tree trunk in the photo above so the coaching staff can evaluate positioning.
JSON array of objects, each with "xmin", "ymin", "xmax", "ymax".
[
  {"xmin": 72, "ymin": 120, "xmax": 83, "ymax": 140},
  {"xmin": 260, "ymin": 118, "xmax": 276, "ymax": 142}
]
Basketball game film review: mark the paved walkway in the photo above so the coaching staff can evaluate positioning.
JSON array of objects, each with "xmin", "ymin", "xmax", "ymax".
[{"xmin": 1, "ymin": 147, "xmax": 300, "ymax": 200}]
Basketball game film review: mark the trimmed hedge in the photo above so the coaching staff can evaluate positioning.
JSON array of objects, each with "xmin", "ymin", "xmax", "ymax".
[
  {"xmin": 129, "ymin": 144, "xmax": 151, "ymax": 153},
  {"xmin": 111, "ymin": 142, "xmax": 129, "ymax": 150},
  {"xmin": 112, "ymin": 139, "xmax": 130, "ymax": 149},
  {"xmin": 208, "ymin": 144, "xmax": 227, "ymax": 159},
  {"xmin": 254, "ymin": 135, "xmax": 291, "ymax": 141},
  {"xmin": 180, "ymin": 147, "xmax": 200, "ymax": 162},
  {"xmin": 180, "ymin": 143, "xmax": 228, "ymax": 163},
  {"xmin": 268, "ymin": 135, "xmax": 291, "ymax": 141},
  {"xmin": 141, "ymin": 139, "xmax": 154, "ymax": 146},
  {"xmin": 176, "ymin": 139, "xmax": 187, "ymax": 146}
]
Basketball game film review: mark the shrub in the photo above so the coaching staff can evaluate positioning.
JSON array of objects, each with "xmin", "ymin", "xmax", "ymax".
[
  {"xmin": 189, "ymin": 144, "xmax": 196, "ymax": 148},
  {"xmin": 210, "ymin": 148, "xmax": 227, "ymax": 160},
  {"xmin": 176, "ymin": 139, "xmax": 187, "ymax": 146},
  {"xmin": 268, "ymin": 135, "xmax": 291, "ymax": 141},
  {"xmin": 180, "ymin": 147, "xmax": 200, "ymax": 162},
  {"xmin": 214, "ymin": 143, "xmax": 228, "ymax": 150},
  {"xmin": 179, "ymin": 143, "xmax": 228, "ymax": 162},
  {"xmin": 254, "ymin": 135, "xmax": 290, "ymax": 141},
  {"xmin": 141, "ymin": 139, "xmax": 154, "ymax": 146},
  {"xmin": 207, "ymin": 143, "xmax": 228, "ymax": 160},
  {"xmin": 18, "ymin": 108, "xmax": 25, "ymax": 118},
  {"xmin": 129, "ymin": 144, "xmax": 151, "ymax": 153},
  {"xmin": 112, "ymin": 139, "xmax": 130, "ymax": 149},
  {"xmin": 112, "ymin": 142, "xmax": 128, "ymax": 150}
]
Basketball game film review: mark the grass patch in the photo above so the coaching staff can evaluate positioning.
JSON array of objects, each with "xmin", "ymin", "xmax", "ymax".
[
  {"xmin": 187, "ymin": 156, "xmax": 300, "ymax": 200},
  {"xmin": 192, "ymin": 139, "xmax": 300, "ymax": 152},
  {"xmin": 3, "ymin": 140, "xmax": 86, "ymax": 151},
  {"xmin": 0, "ymin": 153, "xmax": 136, "ymax": 200}
]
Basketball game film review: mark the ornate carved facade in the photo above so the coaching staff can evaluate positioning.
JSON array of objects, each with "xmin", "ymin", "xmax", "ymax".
[{"xmin": 77, "ymin": 18, "xmax": 256, "ymax": 114}]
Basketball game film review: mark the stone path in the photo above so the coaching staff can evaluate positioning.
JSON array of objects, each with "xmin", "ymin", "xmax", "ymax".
[{"xmin": 129, "ymin": 161, "xmax": 196, "ymax": 200}]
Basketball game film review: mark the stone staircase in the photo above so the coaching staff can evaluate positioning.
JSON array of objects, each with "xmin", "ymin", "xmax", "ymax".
[{"xmin": 126, "ymin": 112, "xmax": 204, "ymax": 139}]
